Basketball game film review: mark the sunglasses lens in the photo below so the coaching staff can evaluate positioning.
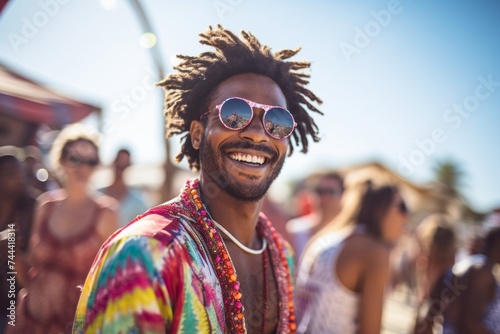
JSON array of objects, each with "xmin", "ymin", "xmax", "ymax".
[
  {"xmin": 66, "ymin": 155, "xmax": 98, "ymax": 167},
  {"xmin": 315, "ymin": 188, "xmax": 341, "ymax": 196},
  {"xmin": 88, "ymin": 159, "xmax": 99, "ymax": 167},
  {"xmin": 220, "ymin": 98, "xmax": 252, "ymax": 130},
  {"xmin": 67, "ymin": 155, "xmax": 81, "ymax": 166},
  {"xmin": 264, "ymin": 108, "xmax": 295, "ymax": 139},
  {"xmin": 399, "ymin": 201, "xmax": 408, "ymax": 214}
]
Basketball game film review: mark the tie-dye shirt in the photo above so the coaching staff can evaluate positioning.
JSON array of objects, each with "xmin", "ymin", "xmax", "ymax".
[{"xmin": 73, "ymin": 187, "xmax": 295, "ymax": 333}]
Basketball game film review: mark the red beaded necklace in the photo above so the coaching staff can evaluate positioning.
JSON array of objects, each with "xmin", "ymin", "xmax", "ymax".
[{"xmin": 157, "ymin": 179, "xmax": 296, "ymax": 333}]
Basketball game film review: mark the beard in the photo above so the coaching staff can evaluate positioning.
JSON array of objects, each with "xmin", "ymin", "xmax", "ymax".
[{"xmin": 198, "ymin": 133, "xmax": 285, "ymax": 203}]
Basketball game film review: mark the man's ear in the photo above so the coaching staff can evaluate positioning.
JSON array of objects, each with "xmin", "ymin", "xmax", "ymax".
[{"xmin": 190, "ymin": 120, "xmax": 204, "ymax": 150}]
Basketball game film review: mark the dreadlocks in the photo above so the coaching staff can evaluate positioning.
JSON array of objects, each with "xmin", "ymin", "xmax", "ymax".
[{"xmin": 157, "ymin": 25, "xmax": 323, "ymax": 171}]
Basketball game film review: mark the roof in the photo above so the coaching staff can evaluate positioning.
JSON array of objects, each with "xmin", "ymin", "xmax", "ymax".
[{"xmin": 0, "ymin": 63, "xmax": 101, "ymax": 128}]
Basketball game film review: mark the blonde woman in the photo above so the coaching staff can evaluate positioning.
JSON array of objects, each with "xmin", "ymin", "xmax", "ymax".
[
  {"xmin": 295, "ymin": 179, "xmax": 408, "ymax": 334},
  {"xmin": 12, "ymin": 124, "xmax": 118, "ymax": 334},
  {"xmin": 414, "ymin": 214, "xmax": 457, "ymax": 307}
]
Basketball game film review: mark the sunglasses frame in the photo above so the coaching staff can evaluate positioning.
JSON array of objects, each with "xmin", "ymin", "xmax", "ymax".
[
  {"xmin": 66, "ymin": 154, "xmax": 99, "ymax": 168},
  {"xmin": 314, "ymin": 187, "xmax": 342, "ymax": 197},
  {"xmin": 203, "ymin": 97, "xmax": 297, "ymax": 140},
  {"xmin": 398, "ymin": 201, "xmax": 408, "ymax": 214}
]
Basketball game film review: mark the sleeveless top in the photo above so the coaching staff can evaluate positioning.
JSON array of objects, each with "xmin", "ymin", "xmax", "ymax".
[
  {"xmin": 484, "ymin": 284, "xmax": 500, "ymax": 332},
  {"xmin": 295, "ymin": 229, "xmax": 359, "ymax": 333},
  {"xmin": 13, "ymin": 200, "xmax": 104, "ymax": 334},
  {"xmin": 30, "ymin": 201, "xmax": 104, "ymax": 277}
]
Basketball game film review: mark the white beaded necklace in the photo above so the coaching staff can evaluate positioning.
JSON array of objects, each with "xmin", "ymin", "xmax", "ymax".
[{"xmin": 207, "ymin": 211, "xmax": 267, "ymax": 255}]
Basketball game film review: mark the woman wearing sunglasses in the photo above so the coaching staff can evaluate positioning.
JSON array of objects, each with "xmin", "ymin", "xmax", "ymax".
[
  {"xmin": 11, "ymin": 123, "xmax": 118, "ymax": 334},
  {"xmin": 295, "ymin": 178, "xmax": 409, "ymax": 334}
]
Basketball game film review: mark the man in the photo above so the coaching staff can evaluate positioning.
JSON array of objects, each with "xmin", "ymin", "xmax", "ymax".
[
  {"xmin": 99, "ymin": 148, "xmax": 149, "ymax": 228},
  {"xmin": 286, "ymin": 170, "xmax": 343, "ymax": 261},
  {"xmin": 73, "ymin": 25, "xmax": 322, "ymax": 334}
]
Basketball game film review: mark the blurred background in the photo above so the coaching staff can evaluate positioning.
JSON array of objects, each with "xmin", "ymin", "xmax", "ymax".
[
  {"xmin": 2, "ymin": 0, "xmax": 499, "ymax": 214},
  {"xmin": 1, "ymin": 1, "xmax": 500, "ymax": 332}
]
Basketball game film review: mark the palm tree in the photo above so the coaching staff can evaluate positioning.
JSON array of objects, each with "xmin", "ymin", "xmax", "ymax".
[
  {"xmin": 432, "ymin": 159, "xmax": 485, "ymax": 223},
  {"xmin": 434, "ymin": 160, "xmax": 465, "ymax": 199}
]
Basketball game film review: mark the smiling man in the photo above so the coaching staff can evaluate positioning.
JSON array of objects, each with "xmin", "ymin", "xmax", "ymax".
[{"xmin": 73, "ymin": 25, "xmax": 322, "ymax": 334}]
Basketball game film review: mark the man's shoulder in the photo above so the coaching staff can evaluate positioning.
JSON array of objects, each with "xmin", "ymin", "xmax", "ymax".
[
  {"xmin": 86, "ymin": 204, "xmax": 198, "ymax": 276},
  {"xmin": 120, "ymin": 213, "xmax": 178, "ymax": 236},
  {"xmin": 102, "ymin": 201, "xmax": 188, "ymax": 246}
]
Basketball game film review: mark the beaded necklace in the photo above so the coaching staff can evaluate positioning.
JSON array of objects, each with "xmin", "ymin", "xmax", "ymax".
[
  {"xmin": 158, "ymin": 179, "xmax": 296, "ymax": 333},
  {"xmin": 261, "ymin": 249, "xmax": 268, "ymax": 333}
]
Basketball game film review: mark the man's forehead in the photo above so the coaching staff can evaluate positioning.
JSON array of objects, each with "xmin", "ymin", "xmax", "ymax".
[{"xmin": 210, "ymin": 73, "xmax": 287, "ymax": 107}]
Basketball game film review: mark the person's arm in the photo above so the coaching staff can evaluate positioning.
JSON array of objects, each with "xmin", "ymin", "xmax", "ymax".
[
  {"xmin": 358, "ymin": 244, "xmax": 390, "ymax": 334},
  {"xmin": 412, "ymin": 307, "xmax": 436, "ymax": 334},
  {"xmin": 95, "ymin": 207, "xmax": 119, "ymax": 242},
  {"xmin": 16, "ymin": 195, "xmax": 51, "ymax": 287},
  {"xmin": 95, "ymin": 195, "xmax": 120, "ymax": 241},
  {"xmin": 412, "ymin": 273, "xmax": 447, "ymax": 334},
  {"xmin": 461, "ymin": 265, "xmax": 495, "ymax": 334},
  {"xmin": 73, "ymin": 235, "xmax": 175, "ymax": 334}
]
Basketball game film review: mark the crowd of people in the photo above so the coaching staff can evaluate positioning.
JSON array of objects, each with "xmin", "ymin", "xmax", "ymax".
[
  {"xmin": 1, "ymin": 25, "xmax": 499, "ymax": 334},
  {"xmin": 0, "ymin": 125, "xmax": 150, "ymax": 334}
]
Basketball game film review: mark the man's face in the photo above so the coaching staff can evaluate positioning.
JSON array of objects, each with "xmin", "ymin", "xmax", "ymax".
[
  {"xmin": 314, "ymin": 177, "xmax": 343, "ymax": 216},
  {"xmin": 115, "ymin": 151, "xmax": 131, "ymax": 174},
  {"xmin": 196, "ymin": 73, "xmax": 289, "ymax": 202}
]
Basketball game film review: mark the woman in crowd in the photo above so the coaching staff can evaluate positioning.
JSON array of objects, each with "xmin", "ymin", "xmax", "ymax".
[
  {"xmin": 12, "ymin": 124, "xmax": 118, "ymax": 334},
  {"xmin": 0, "ymin": 146, "xmax": 38, "ymax": 333},
  {"xmin": 414, "ymin": 226, "xmax": 500, "ymax": 334},
  {"xmin": 413, "ymin": 214, "xmax": 458, "ymax": 307},
  {"xmin": 295, "ymin": 178, "xmax": 409, "ymax": 334}
]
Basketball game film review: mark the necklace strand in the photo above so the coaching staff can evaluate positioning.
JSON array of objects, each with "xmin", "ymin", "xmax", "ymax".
[
  {"xmin": 208, "ymin": 212, "xmax": 268, "ymax": 255},
  {"xmin": 261, "ymin": 249, "xmax": 268, "ymax": 333}
]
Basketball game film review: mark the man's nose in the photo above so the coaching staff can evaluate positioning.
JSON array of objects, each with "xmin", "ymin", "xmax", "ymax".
[{"xmin": 239, "ymin": 109, "xmax": 269, "ymax": 143}]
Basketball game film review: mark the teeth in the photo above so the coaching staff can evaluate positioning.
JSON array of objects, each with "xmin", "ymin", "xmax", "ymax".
[{"xmin": 229, "ymin": 153, "xmax": 265, "ymax": 165}]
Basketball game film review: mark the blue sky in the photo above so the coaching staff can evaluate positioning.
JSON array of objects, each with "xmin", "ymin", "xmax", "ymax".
[{"xmin": 1, "ymin": 0, "xmax": 499, "ymax": 212}]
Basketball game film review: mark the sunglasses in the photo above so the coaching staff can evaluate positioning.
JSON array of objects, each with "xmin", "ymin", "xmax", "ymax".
[
  {"xmin": 203, "ymin": 97, "xmax": 297, "ymax": 140},
  {"xmin": 314, "ymin": 187, "xmax": 342, "ymax": 197},
  {"xmin": 66, "ymin": 155, "xmax": 99, "ymax": 168},
  {"xmin": 398, "ymin": 201, "xmax": 408, "ymax": 214}
]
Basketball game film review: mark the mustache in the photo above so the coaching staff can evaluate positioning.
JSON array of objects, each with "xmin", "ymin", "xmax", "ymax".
[{"xmin": 221, "ymin": 141, "xmax": 277, "ymax": 159}]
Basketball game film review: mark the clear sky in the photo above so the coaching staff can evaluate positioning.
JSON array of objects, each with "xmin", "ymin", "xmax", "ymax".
[{"xmin": 1, "ymin": 0, "xmax": 499, "ymax": 212}]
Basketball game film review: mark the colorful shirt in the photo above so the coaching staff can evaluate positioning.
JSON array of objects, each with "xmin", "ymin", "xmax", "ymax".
[{"xmin": 73, "ymin": 179, "xmax": 296, "ymax": 333}]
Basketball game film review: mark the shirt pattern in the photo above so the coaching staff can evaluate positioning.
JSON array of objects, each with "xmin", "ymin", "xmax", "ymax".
[{"xmin": 73, "ymin": 188, "xmax": 294, "ymax": 333}]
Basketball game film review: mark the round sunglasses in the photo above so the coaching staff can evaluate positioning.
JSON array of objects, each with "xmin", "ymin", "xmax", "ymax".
[
  {"xmin": 314, "ymin": 187, "xmax": 343, "ymax": 197},
  {"xmin": 202, "ymin": 97, "xmax": 297, "ymax": 140}
]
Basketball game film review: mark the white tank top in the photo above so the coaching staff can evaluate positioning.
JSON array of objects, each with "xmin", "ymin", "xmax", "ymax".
[{"xmin": 295, "ymin": 230, "xmax": 359, "ymax": 333}]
